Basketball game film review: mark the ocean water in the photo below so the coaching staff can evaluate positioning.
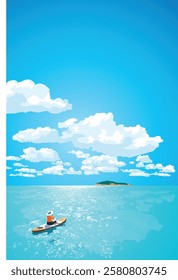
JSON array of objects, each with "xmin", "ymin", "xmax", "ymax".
[{"xmin": 7, "ymin": 185, "xmax": 178, "ymax": 260}]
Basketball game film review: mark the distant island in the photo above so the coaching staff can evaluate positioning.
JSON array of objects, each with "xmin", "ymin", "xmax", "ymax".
[{"xmin": 96, "ymin": 180, "xmax": 131, "ymax": 186}]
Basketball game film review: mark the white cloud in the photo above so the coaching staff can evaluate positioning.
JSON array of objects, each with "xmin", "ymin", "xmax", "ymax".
[
  {"xmin": 136, "ymin": 155, "xmax": 152, "ymax": 168},
  {"xmin": 21, "ymin": 147, "xmax": 59, "ymax": 162},
  {"xmin": 81, "ymin": 155, "xmax": 126, "ymax": 175},
  {"xmin": 14, "ymin": 168, "xmax": 38, "ymax": 174},
  {"xmin": 37, "ymin": 173, "xmax": 43, "ymax": 176},
  {"xmin": 153, "ymin": 172, "xmax": 171, "ymax": 177},
  {"xmin": 42, "ymin": 161, "xmax": 64, "ymax": 175},
  {"xmin": 10, "ymin": 173, "xmax": 35, "ymax": 177},
  {"xmin": 6, "ymin": 166, "xmax": 12, "ymax": 170},
  {"xmin": 122, "ymin": 169, "xmax": 151, "ymax": 177},
  {"xmin": 129, "ymin": 161, "xmax": 135, "ymax": 165},
  {"xmin": 12, "ymin": 113, "xmax": 163, "ymax": 160},
  {"xmin": 136, "ymin": 162, "xmax": 145, "ymax": 168},
  {"xmin": 63, "ymin": 162, "xmax": 72, "ymax": 167},
  {"xmin": 13, "ymin": 127, "xmax": 60, "ymax": 143},
  {"xmin": 6, "ymin": 156, "xmax": 21, "ymax": 161},
  {"xmin": 145, "ymin": 163, "xmax": 163, "ymax": 170},
  {"xmin": 52, "ymin": 160, "xmax": 71, "ymax": 166},
  {"xmin": 162, "ymin": 165, "xmax": 175, "ymax": 173},
  {"xmin": 42, "ymin": 161, "xmax": 82, "ymax": 176},
  {"xmin": 13, "ymin": 163, "xmax": 27, "ymax": 167},
  {"xmin": 65, "ymin": 167, "xmax": 82, "ymax": 175},
  {"xmin": 58, "ymin": 118, "xmax": 78, "ymax": 128},
  {"xmin": 132, "ymin": 155, "xmax": 175, "ymax": 177},
  {"xmin": 6, "ymin": 80, "xmax": 72, "ymax": 114},
  {"xmin": 145, "ymin": 163, "xmax": 175, "ymax": 173},
  {"xmin": 122, "ymin": 164, "xmax": 175, "ymax": 177},
  {"xmin": 136, "ymin": 155, "xmax": 152, "ymax": 163},
  {"xmin": 59, "ymin": 113, "xmax": 163, "ymax": 157},
  {"xmin": 69, "ymin": 150, "xmax": 90, "ymax": 158}
]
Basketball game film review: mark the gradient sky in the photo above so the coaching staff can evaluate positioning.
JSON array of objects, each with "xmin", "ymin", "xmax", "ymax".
[{"xmin": 6, "ymin": 0, "xmax": 178, "ymax": 185}]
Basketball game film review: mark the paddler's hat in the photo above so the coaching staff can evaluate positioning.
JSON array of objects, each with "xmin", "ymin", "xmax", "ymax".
[{"xmin": 47, "ymin": 210, "xmax": 53, "ymax": 216}]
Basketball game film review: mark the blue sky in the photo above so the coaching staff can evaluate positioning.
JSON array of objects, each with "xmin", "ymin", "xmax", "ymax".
[{"xmin": 6, "ymin": 0, "xmax": 178, "ymax": 185}]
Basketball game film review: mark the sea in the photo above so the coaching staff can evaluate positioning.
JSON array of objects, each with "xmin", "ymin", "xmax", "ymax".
[{"xmin": 6, "ymin": 185, "xmax": 178, "ymax": 260}]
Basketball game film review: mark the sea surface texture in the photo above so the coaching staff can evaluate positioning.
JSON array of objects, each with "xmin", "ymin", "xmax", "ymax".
[{"xmin": 7, "ymin": 185, "xmax": 178, "ymax": 260}]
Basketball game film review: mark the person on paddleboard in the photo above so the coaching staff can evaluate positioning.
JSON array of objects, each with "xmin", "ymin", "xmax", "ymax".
[{"xmin": 46, "ymin": 210, "xmax": 56, "ymax": 225}]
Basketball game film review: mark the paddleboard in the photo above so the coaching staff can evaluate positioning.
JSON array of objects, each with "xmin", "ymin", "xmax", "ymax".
[{"xmin": 32, "ymin": 217, "xmax": 67, "ymax": 233}]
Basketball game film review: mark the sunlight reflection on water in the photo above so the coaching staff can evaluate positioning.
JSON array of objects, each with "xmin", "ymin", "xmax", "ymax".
[{"xmin": 7, "ymin": 185, "xmax": 176, "ymax": 260}]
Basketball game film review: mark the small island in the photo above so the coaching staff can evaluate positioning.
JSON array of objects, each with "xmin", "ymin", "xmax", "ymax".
[{"xmin": 96, "ymin": 180, "xmax": 131, "ymax": 186}]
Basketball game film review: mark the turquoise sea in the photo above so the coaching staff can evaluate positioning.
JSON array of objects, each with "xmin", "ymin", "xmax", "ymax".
[{"xmin": 7, "ymin": 185, "xmax": 178, "ymax": 260}]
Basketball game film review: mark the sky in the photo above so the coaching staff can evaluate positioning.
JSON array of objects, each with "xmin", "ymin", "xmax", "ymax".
[{"xmin": 6, "ymin": 0, "xmax": 178, "ymax": 185}]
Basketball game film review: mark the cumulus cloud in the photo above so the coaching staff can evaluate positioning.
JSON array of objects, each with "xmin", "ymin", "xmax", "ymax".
[
  {"xmin": 14, "ymin": 168, "xmax": 38, "ymax": 174},
  {"xmin": 63, "ymin": 162, "xmax": 72, "ymax": 167},
  {"xmin": 65, "ymin": 167, "xmax": 82, "ymax": 175},
  {"xmin": 42, "ymin": 162, "xmax": 64, "ymax": 175},
  {"xmin": 12, "ymin": 168, "xmax": 44, "ymax": 177},
  {"xmin": 136, "ymin": 155, "xmax": 152, "ymax": 163},
  {"xmin": 122, "ymin": 169, "xmax": 151, "ymax": 177},
  {"xmin": 153, "ymin": 172, "xmax": 170, "ymax": 177},
  {"xmin": 10, "ymin": 160, "xmax": 82, "ymax": 177},
  {"xmin": 6, "ymin": 166, "xmax": 12, "ymax": 170},
  {"xmin": 11, "ymin": 113, "xmax": 163, "ymax": 159},
  {"xmin": 122, "ymin": 163, "xmax": 175, "ymax": 177},
  {"xmin": 42, "ymin": 165, "xmax": 63, "ymax": 176},
  {"xmin": 20, "ymin": 147, "xmax": 59, "ymax": 162},
  {"xmin": 136, "ymin": 162, "xmax": 145, "ymax": 168},
  {"xmin": 81, "ymin": 155, "xmax": 126, "ymax": 175},
  {"xmin": 13, "ymin": 127, "xmax": 60, "ymax": 143},
  {"xmin": 145, "ymin": 163, "xmax": 163, "ymax": 170},
  {"xmin": 52, "ymin": 160, "xmax": 71, "ymax": 167},
  {"xmin": 136, "ymin": 155, "xmax": 152, "ymax": 167},
  {"xmin": 133, "ymin": 155, "xmax": 175, "ymax": 177},
  {"xmin": 145, "ymin": 163, "xmax": 175, "ymax": 173},
  {"xmin": 8, "ymin": 107, "xmax": 175, "ymax": 179},
  {"xmin": 10, "ymin": 173, "xmax": 35, "ymax": 177},
  {"xmin": 6, "ymin": 80, "xmax": 72, "ymax": 114},
  {"xmin": 58, "ymin": 118, "xmax": 78, "ymax": 128},
  {"xmin": 69, "ymin": 150, "xmax": 90, "ymax": 158},
  {"xmin": 59, "ymin": 113, "xmax": 163, "ymax": 157},
  {"xmin": 162, "ymin": 165, "xmax": 175, "ymax": 173},
  {"xmin": 6, "ymin": 156, "xmax": 21, "ymax": 161},
  {"xmin": 42, "ymin": 161, "xmax": 82, "ymax": 176},
  {"xmin": 13, "ymin": 163, "xmax": 27, "ymax": 167}
]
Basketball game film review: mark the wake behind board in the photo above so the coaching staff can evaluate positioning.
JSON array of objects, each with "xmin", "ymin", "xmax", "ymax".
[{"xmin": 32, "ymin": 217, "xmax": 67, "ymax": 233}]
